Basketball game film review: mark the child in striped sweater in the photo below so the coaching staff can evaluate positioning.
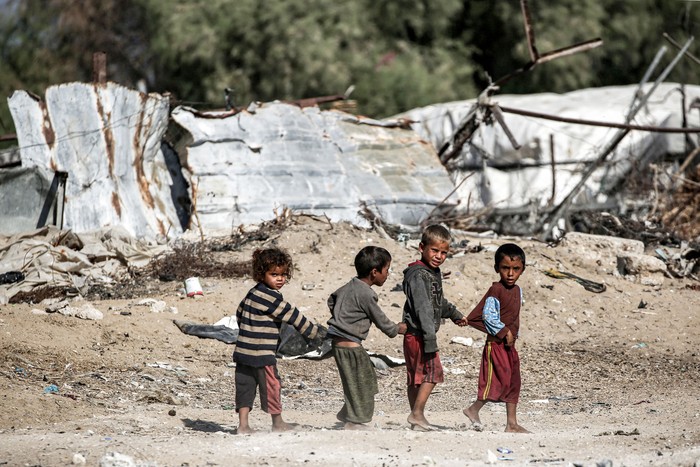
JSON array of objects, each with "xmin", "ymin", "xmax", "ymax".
[{"xmin": 233, "ymin": 248, "xmax": 323, "ymax": 434}]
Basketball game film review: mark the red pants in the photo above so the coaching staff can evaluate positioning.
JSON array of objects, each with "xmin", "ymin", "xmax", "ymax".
[
  {"xmin": 403, "ymin": 333, "xmax": 444, "ymax": 386},
  {"xmin": 477, "ymin": 341, "xmax": 521, "ymax": 403}
]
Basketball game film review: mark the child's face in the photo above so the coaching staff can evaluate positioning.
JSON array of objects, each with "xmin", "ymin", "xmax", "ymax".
[
  {"xmin": 496, "ymin": 255, "xmax": 524, "ymax": 288},
  {"xmin": 370, "ymin": 262, "xmax": 391, "ymax": 287},
  {"xmin": 263, "ymin": 265, "xmax": 289, "ymax": 290},
  {"xmin": 419, "ymin": 240, "xmax": 450, "ymax": 269}
]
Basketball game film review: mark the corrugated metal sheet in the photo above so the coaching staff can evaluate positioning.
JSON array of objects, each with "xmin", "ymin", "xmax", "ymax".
[
  {"xmin": 171, "ymin": 102, "xmax": 454, "ymax": 233},
  {"xmin": 0, "ymin": 166, "xmax": 62, "ymax": 234},
  {"xmin": 8, "ymin": 82, "xmax": 184, "ymax": 238}
]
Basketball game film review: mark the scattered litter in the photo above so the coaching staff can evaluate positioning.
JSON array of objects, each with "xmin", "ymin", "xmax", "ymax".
[
  {"xmin": 46, "ymin": 300, "xmax": 70, "ymax": 313},
  {"xmin": 135, "ymin": 298, "xmax": 169, "ymax": 313},
  {"xmin": 301, "ymin": 283, "xmax": 316, "ymax": 291},
  {"xmin": 497, "ymin": 447, "xmax": 513, "ymax": 454},
  {"xmin": 637, "ymin": 300, "xmax": 647, "ymax": 309},
  {"xmin": 0, "ymin": 271, "xmax": 24, "ymax": 284},
  {"xmin": 614, "ymin": 428, "xmax": 640, "ymax": 436},
  {"xmin": 632, "ymin": 343, "xmax": 648, "ymax": 349},
  {"xmin": 146, "ymin": 362, "xmax": 188, "ymax": 372},
  {"xmin": 173, "ymin": 319, "xmax": 240, "ymax": 344},
  {"xmin": 44, "ymin": 384, "xmax": 59, "ymax": 394},
  {"xmin": 549, "ymin": 395, "xmax": 578, "ymax": 401},
  {"xmin": 530, "ymin": 399, "xmax": 550, "ymax": 404},
  {"xmin": 184, "ymin": 277, "xmax": 203, "ymax": 298},
  {"xmin": 58, "ymin": 303, "xmax": 104, "ymax": 320},
  {"xmin": 542, "ymin": 269, "xmax": 606, "ymax": 293},
  {"xmin": 213, "ymin": 316, "xmax": 238, "ymax": 329},
  {"xmin": 487, "ymin": 449, "xmax": 498, "ymax": 464},
  {"xmin": 451, "ymin": 336, "xmax": 474, "ymax": 347},
  {"xmin": 72, "ymin": 452, "xmax": 86, "ymax": 464}
]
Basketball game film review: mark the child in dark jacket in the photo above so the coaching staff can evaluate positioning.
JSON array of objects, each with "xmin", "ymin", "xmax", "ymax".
[
  {"xmin": 327, "ymin": 246, "xmax": 406, "ymax": 430},
  {"xmin": 402, "ymin": 225, "xmax": 467, "ymax": 431}
]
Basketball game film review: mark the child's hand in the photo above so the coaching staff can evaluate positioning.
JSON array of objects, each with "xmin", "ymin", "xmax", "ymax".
[
  {"xmin": 454, "ymin": 317, "xmax": 468, "ymax": 327},
  {"xmin": 505, "ymin": 329, "xmax": 515, "ymax": 346},
  {"xmin": 397, "ymin": 323, "xmax": 407, "ymax": 335}
]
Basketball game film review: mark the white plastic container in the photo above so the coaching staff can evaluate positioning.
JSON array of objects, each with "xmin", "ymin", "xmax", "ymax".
[{"xmin": 184, "ymin": 277, "xmax": 203, "ymax": 297}]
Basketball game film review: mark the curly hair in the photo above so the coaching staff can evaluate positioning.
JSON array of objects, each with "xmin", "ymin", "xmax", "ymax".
[{"xmin": 251, "ymin": 248, "xmax": 294, "ymax": 282}]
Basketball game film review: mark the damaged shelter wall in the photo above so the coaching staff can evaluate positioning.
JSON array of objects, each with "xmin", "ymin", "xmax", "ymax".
[
  {"xmin": 171, "ymin": 102, "xmax": 454, "ymax": 232},
  {"xmin": 0, "ymin": 166, "xmax": 62, "ymax": 235},
  {"xmin": 8, "ymin": 82, "xmax": 185, "ymax": 239},
  {"xmin": 400, "ymin": 83, "xmax": 700, "ymax": 213}
]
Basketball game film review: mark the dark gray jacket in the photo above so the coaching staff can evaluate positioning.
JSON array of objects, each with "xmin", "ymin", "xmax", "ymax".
[{"xmin": 402, "ymin": 261, "xmax": 463, "ymax": 353}]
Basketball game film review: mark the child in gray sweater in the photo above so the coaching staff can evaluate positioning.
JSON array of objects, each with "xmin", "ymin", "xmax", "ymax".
[{"xmin": 327, "ymin": 246, "xmax": 407, "ymax": 430}]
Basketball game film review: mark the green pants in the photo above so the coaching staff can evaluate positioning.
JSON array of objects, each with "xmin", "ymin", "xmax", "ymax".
[{"xmin": 332, "ymin": 344, "xmax": 379, "ymax": 424}]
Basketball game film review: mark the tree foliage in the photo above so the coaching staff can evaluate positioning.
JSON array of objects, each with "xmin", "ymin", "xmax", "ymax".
[{"xmin": 0, "ymin": 0, "xmax": 698, "ymax": 138}]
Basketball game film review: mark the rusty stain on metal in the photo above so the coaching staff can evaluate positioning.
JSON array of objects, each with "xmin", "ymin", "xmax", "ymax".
[
  {"xmin": 95, "ymin": 92, "xmax": 115, "ymax": 177},
  {"xmin": 133, "ymin": 103, "xmax": 156, "ymax": 210},
  {"xmin": 111, "ymin": 191, "xmax": 122, "ymax": 218},
  {"xmin": 38, "ymin": 100, "xmax": 56, "ymax": 149}
]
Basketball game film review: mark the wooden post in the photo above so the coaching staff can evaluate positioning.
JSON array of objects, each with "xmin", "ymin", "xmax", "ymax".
[{"xmin": 93, "ymin": 52, "xmax": 107, "ymax": 84}]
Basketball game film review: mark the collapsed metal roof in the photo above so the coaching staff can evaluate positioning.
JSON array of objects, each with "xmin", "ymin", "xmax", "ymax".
[{"xmin": 401, "ymin": 83, "xmax": 700, "ymax": 217}]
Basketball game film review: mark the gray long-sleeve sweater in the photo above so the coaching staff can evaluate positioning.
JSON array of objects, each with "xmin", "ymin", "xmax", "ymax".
[
  {"xmin": 327, "ymin": 277, "xmax": 399, "ymax": 341},
  {"xmin": 402, "ymin": 261, "xmax": 463, "ymax": 353}
]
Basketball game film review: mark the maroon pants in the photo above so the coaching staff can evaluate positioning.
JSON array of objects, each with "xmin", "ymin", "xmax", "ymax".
[
  {"xmin": 477, "ymin": 341, "xmax": 521, "ymax": 403},
  {"xmin": 403, "ymin": 333, "xmax": 444, "ymax": 387}
]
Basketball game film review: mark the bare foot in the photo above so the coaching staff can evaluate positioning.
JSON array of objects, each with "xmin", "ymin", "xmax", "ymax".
[
  {"xmin": 407, "ymin": 415, "xmax": 434, "ymax": 431},
  {"xmin": 462, "ymin": 408, "xmax": 483, "ymax": 431},
  {"xmin": 462, "ymin": 407, "xmax": 481, "ymax": 425},
  {"xmin": 237, "ymin": 426, "xmax": 257, "ymax": 435},
  {"xmin": 344, "ymin": 422, "xmax": 372, "ymax": 431},
  {"xmin": 505, "ymin": 423, "xmax": 531, "ymax": 433},
  {"xmin": 271, "ymin": 421, "xmax": 297, "ymax": 432}
]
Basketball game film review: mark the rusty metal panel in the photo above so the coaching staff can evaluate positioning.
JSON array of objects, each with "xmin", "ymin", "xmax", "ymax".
[
  {"xmin": 8, "ymin": 82, "xmax": 184, "ymax": 238},
  {"xmin": 171, "ymin": 102, "xmax": 453, "ymax": 233}
]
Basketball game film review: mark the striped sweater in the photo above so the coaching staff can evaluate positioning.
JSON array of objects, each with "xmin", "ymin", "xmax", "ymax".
[{"xmin": 233, "ymin": 282, "xmax": 319, "ymax": 367}]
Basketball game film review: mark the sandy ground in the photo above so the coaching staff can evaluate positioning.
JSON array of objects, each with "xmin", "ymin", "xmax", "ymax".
[{"xmin": 1, "ymin": 218, "xmax": 699, "ymax": 467}]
